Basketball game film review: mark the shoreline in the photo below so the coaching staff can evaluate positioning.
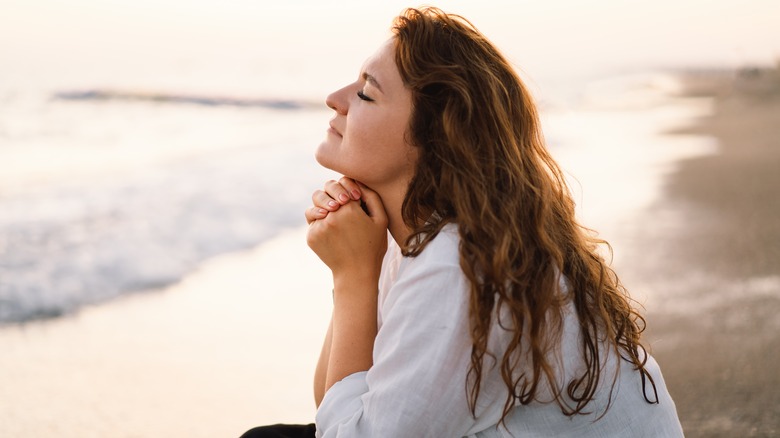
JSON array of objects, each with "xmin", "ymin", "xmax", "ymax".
[{"xmin": 640, "ymin": 67, "xmax": 780, "ymax": 437}]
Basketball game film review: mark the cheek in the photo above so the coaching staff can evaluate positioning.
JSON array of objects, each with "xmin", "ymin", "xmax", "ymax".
[
  {"xmin": 344, "ymin": 113, "xmax": 373, "ymax": 146},
  {"xmin": 358, "ymin": 110, "xmax": 406, "ymax": 149}
]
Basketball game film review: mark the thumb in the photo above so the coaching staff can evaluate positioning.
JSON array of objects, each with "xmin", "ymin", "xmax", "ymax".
[{"xmin": 356, "ymin": 182, "xmax": 388, "ymax": 225}]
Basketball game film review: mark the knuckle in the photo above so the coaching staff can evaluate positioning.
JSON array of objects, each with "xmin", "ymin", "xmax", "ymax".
[{"xmin": 317, "ymin": 192, "xmax": 332, "ymax": 204}]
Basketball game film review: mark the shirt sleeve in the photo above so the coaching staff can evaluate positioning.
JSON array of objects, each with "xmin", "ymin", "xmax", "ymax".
[{"xmin": 315, "ymin": 229, "xmax": 505, "ymax": 437}]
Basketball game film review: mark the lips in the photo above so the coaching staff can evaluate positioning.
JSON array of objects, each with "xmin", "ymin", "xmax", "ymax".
[{"xmin": 328, "ymin": 120, "xmax": 343, "ymax": 137}]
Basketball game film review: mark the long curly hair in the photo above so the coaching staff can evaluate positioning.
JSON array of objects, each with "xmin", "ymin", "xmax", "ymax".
[{"xmin": 392, "ymin": 7, "xmax": 658, "ymax": 421}]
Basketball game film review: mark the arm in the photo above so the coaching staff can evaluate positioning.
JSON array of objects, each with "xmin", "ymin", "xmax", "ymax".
[
  {"xmin": 313, "ymin": 316, "xmax": 333, "ymax": 407},
  {"xmin": 314, "ymin": 287, "xmax": 378, "ymax": 407},
  {"xmin": 306, "ymin": 183, "xmax": 387, "ymax": 401},
  {"xmin": 308, "ymin": 177, "xmax": 369, "ymax": 407},
  {"xmin": 326, "ymin": 274, "xmax": 378, "ymax": 392}
]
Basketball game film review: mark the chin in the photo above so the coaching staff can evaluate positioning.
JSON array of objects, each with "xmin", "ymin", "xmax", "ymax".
[{"xmin": 314, "ymin": 144, "xmax": 341, "ymax": 174}]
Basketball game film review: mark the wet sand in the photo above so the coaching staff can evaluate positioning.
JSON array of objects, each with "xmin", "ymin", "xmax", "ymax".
[
  {"xmin": 0, "ymin": 228, "xmax": 332, "ymax": 437},
  {"xmin": 638, "ymin": 68, "xmax": 780, "ymax": 437}
]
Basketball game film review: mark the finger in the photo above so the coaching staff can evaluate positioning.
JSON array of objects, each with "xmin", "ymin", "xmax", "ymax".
[
  {"xmin": 312, "ymin": 189, "xmax": 340, "ymax": 211},
  {"xmin": 338, "ymin": 177, "xmax": 362, "ymax": 201},
  {"xmin": 324, "ymin": 179, "xmax": 352, "ymax": 205},
  {"xmin": 355, "ymin": 182, "xmax": 388, "ymax": 225},
  {"xmin": 305, "ymin": 206, "xmax": 329, "ymax": 224}
]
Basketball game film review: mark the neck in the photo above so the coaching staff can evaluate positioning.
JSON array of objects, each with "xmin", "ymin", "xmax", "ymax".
[{"xmin": 374, "ymin": 183, "xmax": 412, "ymax": 247}]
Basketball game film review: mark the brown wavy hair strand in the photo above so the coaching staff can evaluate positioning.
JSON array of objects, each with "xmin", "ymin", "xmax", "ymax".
[{"xmin": 391, "ymin": 7, "xmax": 658, "ymax": 422}]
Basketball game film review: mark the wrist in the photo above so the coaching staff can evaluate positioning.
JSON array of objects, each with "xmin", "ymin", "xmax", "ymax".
[
  {"xmin": 332, "ymin": 270, "xmax": 380, "ymax": 294},
  {"xmin": 331, "ymin": 273, "xmax": 379, "ymax": 318}
]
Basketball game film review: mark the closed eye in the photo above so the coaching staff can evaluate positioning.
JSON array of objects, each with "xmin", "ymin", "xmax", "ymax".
[{"xmin": 357, "ymin": 90, "xmax": 375, "ymax": 102}]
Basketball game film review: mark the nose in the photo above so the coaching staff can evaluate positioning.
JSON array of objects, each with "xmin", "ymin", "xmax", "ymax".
[{"xmin": 325, "ymin": 84, "xmax": 350, "ymax": 115}]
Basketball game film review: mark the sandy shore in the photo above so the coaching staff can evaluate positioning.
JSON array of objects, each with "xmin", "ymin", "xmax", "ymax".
[
  {"xmin": 637, "ymin": 68, "xmax": 780, "ymax": 437},
  {"xmin": 0, "ymin": 227, "xmax": 332, "ymax": 437}
]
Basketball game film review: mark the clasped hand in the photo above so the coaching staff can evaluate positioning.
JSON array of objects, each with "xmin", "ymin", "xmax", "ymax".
[{"xmin": 305, "ymin": 178, "xmax": 388, "ymax": 284}]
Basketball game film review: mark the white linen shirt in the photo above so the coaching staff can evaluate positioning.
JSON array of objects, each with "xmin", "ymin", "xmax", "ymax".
[{"xmin": 315, "ymin": 225, "xmax": 683, "ymax": 437}]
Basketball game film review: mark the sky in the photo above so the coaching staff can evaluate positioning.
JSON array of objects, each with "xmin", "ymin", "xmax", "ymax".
[{"xmin": 1, "ymin": 0, "xmax": 778, "ymax": 98}]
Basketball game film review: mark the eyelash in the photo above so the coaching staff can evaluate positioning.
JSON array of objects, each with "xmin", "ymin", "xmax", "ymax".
[{"xmin": 357, "ymin": 90, "xmax": 374, "ymax": 102}]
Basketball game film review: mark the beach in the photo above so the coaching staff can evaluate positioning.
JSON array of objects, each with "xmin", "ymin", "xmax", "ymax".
[
  {"xmin": 1, "ymin": 69, "xmax": 778, "ymax": 437},
  {"xmin": 3, "ymin": 1, "xmax": 780, "ymax": 435},
  {"xmin": 638, "ymin": 68, "xmax": 780, "ymax": 437},
  {"xmin": 0, "ymin": 228, "xmax": 332, "ymax": 437}
]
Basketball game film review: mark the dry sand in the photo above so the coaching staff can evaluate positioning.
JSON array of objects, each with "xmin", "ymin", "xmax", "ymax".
[{"xmin": 638, "ymin": 68, "xmax": 780, "ymax": 437}]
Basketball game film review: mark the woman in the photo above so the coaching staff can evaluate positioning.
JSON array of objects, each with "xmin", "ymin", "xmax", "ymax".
[{"xmin": 243, "ymin": 6, "xmax": 682, "ymax": 438}]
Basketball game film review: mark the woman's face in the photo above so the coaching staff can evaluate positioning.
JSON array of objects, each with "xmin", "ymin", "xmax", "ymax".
[{"xmin": 316, "ymin": 39, "xmax": 417, "ymax": 191}]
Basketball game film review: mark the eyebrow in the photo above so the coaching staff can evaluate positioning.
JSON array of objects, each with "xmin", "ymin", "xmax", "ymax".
[{"xmin": 362, "ymin": 72, "xmax": 383, "ymax": 92}]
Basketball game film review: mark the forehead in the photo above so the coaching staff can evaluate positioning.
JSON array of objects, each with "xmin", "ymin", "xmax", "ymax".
[{"xmin": 360, "ymin": 39, "xmax": 403, "ymax": 89}]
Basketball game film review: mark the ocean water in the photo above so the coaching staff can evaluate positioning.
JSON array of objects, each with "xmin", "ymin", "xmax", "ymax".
[
  {"xmin": 0, "ymin": 71, "xmax": 716, "ymax": 324},
  {"xmin": 0, "ymin": 90, "xmax": 334, "ymax": 322}
]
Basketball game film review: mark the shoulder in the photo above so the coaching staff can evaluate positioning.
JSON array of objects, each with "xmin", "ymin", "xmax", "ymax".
[
  {"xmin": 405, "ymin": 222, "xmax": 461, "ymax": 268},
  {"xmin": 381, "ymin": 223, "xmax": 465, "ymax": 313}
]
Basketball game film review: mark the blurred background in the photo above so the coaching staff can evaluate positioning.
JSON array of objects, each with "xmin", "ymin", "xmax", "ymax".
[{"xmin": 1, "ymin": 1, "xmax": 778, "ymax": 436}]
